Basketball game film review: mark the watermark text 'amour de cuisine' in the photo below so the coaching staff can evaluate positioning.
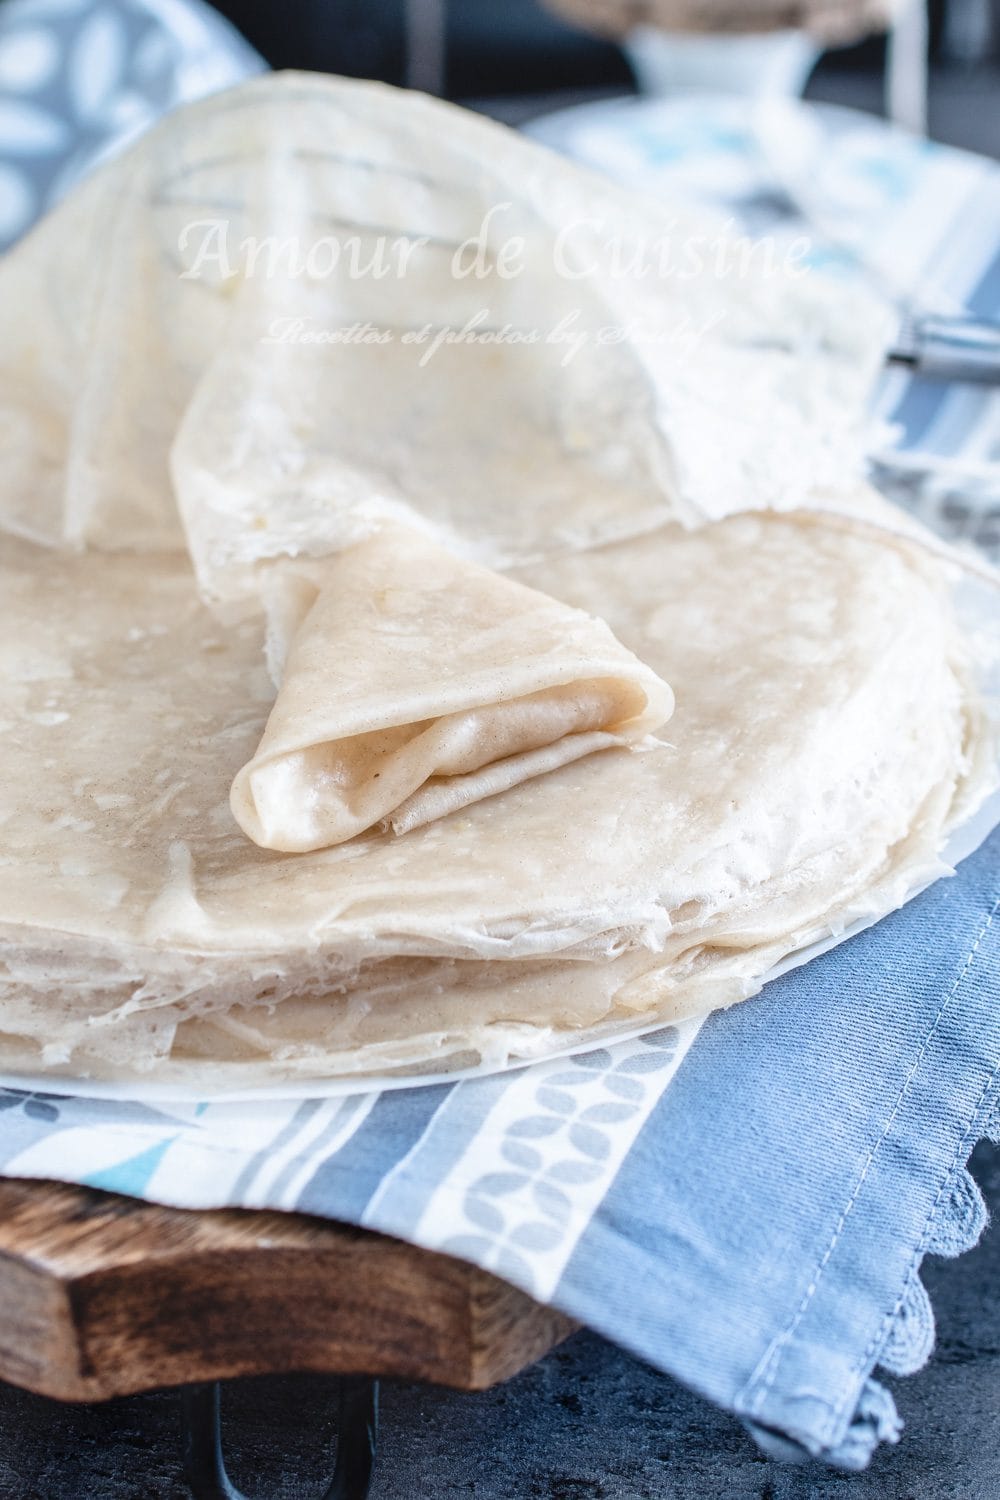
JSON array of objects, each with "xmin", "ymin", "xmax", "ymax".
[{"xmin": 176, "ymin": 202, "xmax": 811, "ymax": 285}]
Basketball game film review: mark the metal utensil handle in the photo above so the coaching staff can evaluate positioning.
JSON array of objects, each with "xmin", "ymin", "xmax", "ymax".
[{"xmin": 912, "ymin": 314, "xmax": 1000, "ymax": 384}]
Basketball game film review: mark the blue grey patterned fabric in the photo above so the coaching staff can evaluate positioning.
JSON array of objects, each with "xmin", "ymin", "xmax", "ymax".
[
  {"xmin": 0, "ymin": 32, "xmax": 997, "ymax": 1471},
  {"xmin": 0, "ymin": 0, "xmax": 262, "ymax": 249}
]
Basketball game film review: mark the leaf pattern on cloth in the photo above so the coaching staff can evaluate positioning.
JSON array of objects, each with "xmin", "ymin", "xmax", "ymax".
[
  {"xmin": 0, "ymin": 0, "xmax": 263, "ymax": 250},
  {"xmin": 438, "ymin": 1030, "xmax": 687, "ymax": 1297},
  {"xmin": 0, "ymin": 1087, "xmax": 62, "ymax": 1122},
  {"xmin": 0, "ymin": 1087, "xmax": 190, "ymax": 1183}
]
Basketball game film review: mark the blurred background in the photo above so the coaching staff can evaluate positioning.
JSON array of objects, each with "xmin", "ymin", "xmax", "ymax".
[
  {"xmin": 201, "ymin": 0, "xmax": 1000, "ymax": 152},
  {"xmin": 0, "ymin": 0, "xmax": 996, "ymax": 255}
]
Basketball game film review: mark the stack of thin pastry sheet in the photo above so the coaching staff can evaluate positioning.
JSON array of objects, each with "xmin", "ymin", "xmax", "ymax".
[
  {"xmin": 0, "ymin": 509, "xmax": 992, "ymax": 1084},
  {"xmin": 0, "ymin": 73, "xmax": 996, "ymax": 1088}
]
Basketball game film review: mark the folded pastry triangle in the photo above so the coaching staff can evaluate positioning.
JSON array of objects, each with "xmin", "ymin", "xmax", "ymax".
[{"xmin": 230, "ymin": 526, "xmax": 673, "ymax": 850}]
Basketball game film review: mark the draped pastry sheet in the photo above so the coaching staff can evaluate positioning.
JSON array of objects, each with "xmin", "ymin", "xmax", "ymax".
[{"xmin": 0, "ymin": 72, "xmax": 893, "ymax": 611}]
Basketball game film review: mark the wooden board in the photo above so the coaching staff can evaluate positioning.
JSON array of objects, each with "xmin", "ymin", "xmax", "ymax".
[{"xmin": 0, "ymin": 1178, "xmax": 576, "ymax": 1403}]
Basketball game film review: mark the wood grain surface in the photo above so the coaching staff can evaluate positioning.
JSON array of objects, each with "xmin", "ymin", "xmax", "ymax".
[{"xmin": 0, "ymin": 1178, "xmax": 575, "ymax": 1403}]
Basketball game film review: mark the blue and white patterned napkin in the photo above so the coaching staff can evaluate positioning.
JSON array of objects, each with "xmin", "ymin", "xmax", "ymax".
[
  {"xmin": 0, "ymin": 0, "xmax": 262, "ymax": 249},
  {"xmin": 529, "ymin": 94, "xmax": 1000, "ymax": 562},
  {"xmin": 0, "ymin": 19, "xmax": 998, "ymax": 1469}
]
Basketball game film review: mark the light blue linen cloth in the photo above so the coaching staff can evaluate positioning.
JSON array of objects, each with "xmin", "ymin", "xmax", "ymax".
[
  {"xmin": 0, "ymin": 8, "xmax": 997, "ymax": 1469},
  {"xmin": 555, "ymin": 825, "xmax": 999, "ymax": 1466}
]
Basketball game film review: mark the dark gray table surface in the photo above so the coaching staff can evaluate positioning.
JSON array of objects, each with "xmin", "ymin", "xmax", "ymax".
[{"xmin": 0, "ymin": 1140, "xmax": 994, "ymax": 1499}]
